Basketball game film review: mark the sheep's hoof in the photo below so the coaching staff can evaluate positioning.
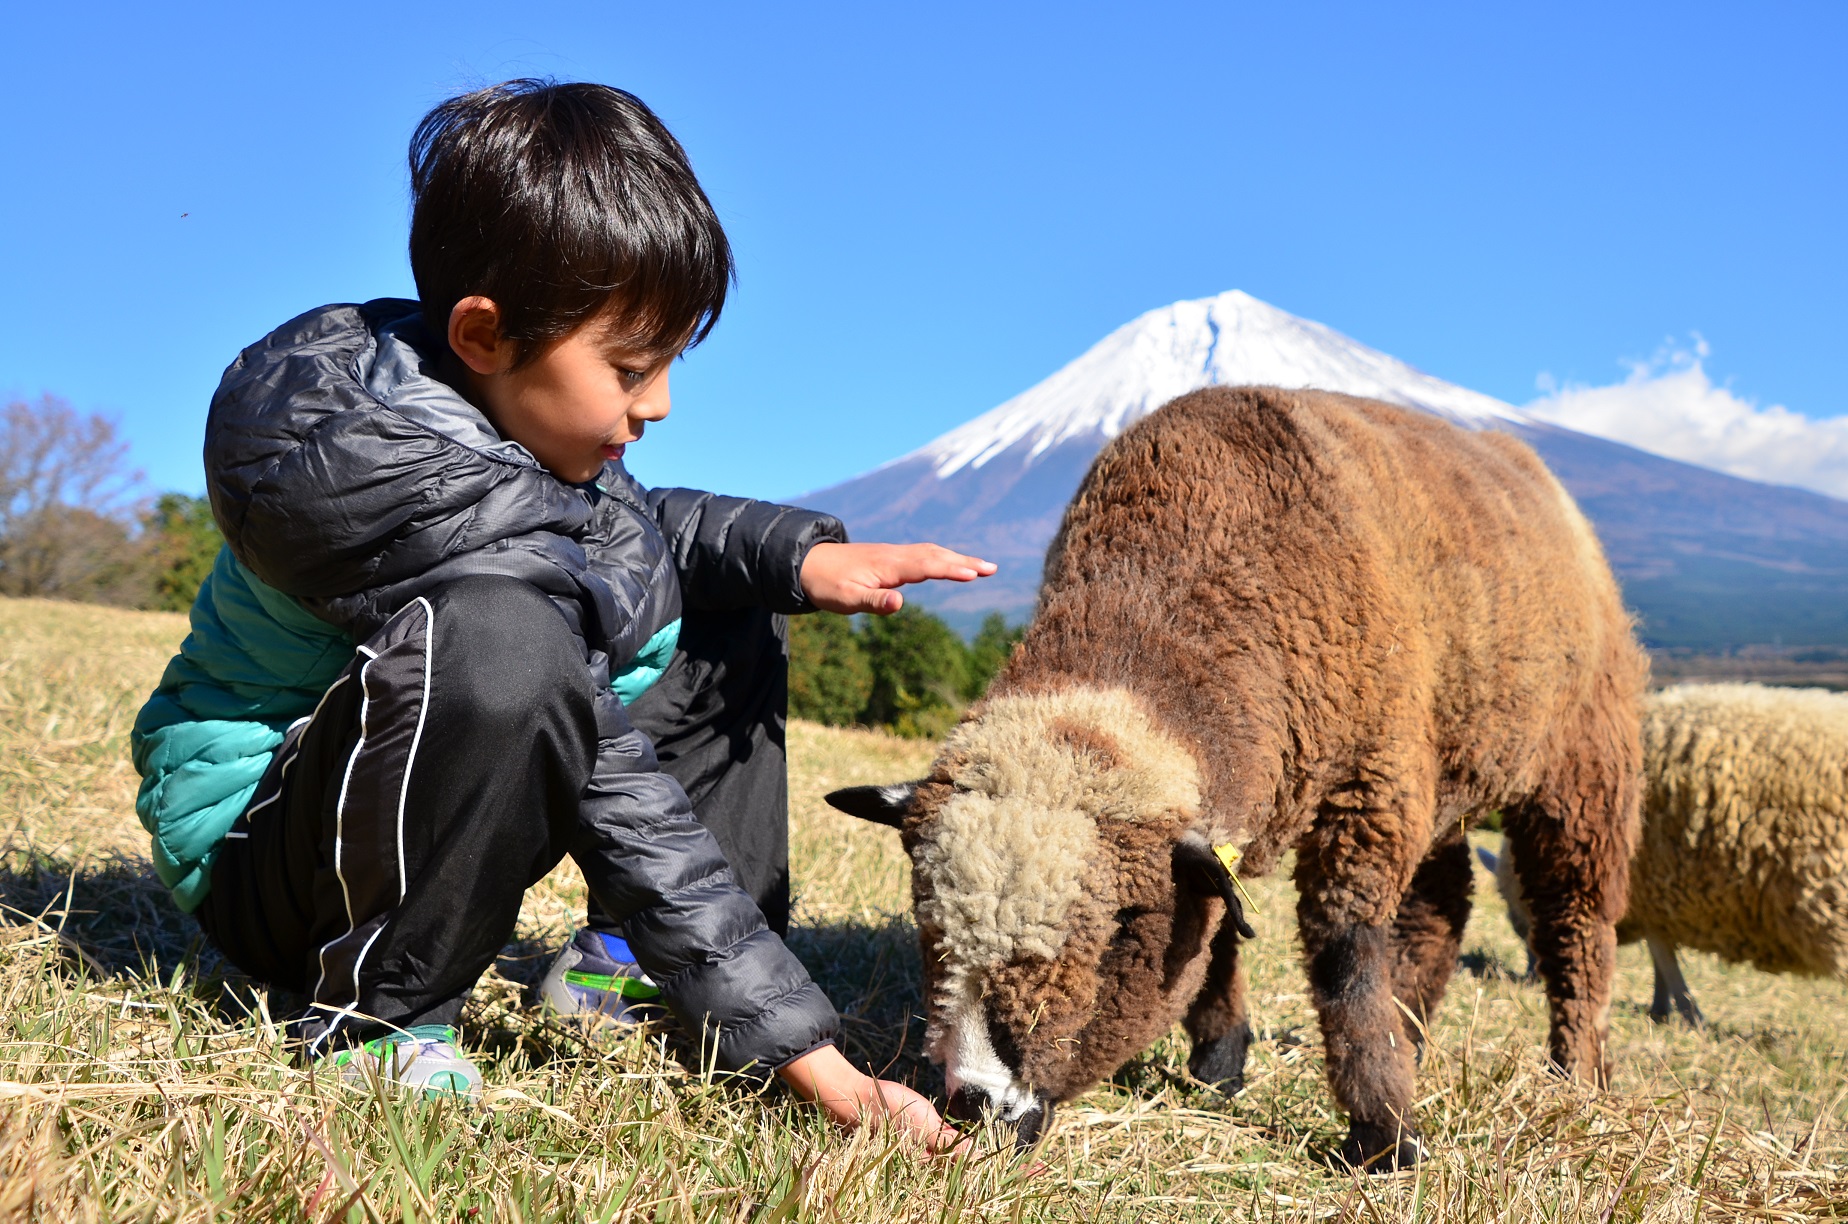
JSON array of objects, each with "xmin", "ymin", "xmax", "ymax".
[
  {"xmin": 1187, "ymin": 1022, "xmax": 1251, "ymax": 1095},
  {"xmin": 1338, "ymin": 1121, "xmax": 1426, "ymax": 1173}
]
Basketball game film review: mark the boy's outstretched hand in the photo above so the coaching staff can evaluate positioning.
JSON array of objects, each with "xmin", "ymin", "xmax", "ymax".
[
  {"xmin": 777, "ymin": 1044, "xmax": 968, "ymax": 1155},
  {"xmin": 800, "ymin": 543, "xmax": 995, "ymax": 615}
]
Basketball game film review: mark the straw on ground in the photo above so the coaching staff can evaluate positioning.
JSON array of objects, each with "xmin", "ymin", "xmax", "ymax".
[{"xmin": 1, "ymin": 596, "xmax": 1844, "ymax": 1221}]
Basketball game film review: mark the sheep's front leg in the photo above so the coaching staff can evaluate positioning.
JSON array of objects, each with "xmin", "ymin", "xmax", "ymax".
[
  {"xmin": 1645, "ymin": 934, "xmax": 1704, "ymax": 1027},
  {"xmin": 1184, "ymin": 912, "xmax": 1251, "ymax": 1094},
  {"xmin": 1295, "ymin": 800, "xmax": 1428, "ymax": 1172}
]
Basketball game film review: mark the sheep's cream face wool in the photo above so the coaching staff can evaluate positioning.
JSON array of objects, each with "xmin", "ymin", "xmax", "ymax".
[
  {"xmin": 906, "ymin": 687, "xmax": 1210, "ymax": 1109},
  {"xmin": 914, "ymin": 790, "xmax": 1099, "ymax": 981},
  {"xmin": 935, "ymin": 688, "xmax": 1202, "ymax": 824}
]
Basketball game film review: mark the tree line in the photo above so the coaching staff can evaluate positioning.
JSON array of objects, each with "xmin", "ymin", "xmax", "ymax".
[
  {"xmin": 0, "ymin": 396, "xmax": 222, "ymax": 611},
  {"xmin": 5, "ymin": 394, "xmax": 1020, "ymax": 734},
  {"xmin": 789, "ymin": 607, "xmax": 1023, "ymax": 738}
]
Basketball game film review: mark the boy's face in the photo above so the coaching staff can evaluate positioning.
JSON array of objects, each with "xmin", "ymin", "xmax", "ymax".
[{"xmin": 448, "ymin": 297, "xmax": 675, "ymax": 483}]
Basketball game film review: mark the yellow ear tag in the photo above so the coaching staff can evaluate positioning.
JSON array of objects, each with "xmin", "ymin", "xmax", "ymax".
[{"xmin": 1212, "ymin": 843, "xmax": 1261, "ymax": 916}]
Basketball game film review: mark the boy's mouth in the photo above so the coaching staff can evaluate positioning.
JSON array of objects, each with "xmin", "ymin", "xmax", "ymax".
[{"xmin": 601, "ymin": 443, "xmax": 627, "ymax": 461}]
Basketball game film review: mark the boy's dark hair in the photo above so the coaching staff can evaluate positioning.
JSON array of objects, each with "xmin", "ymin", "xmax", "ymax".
[{"xmin": 409, "ymin": 79, "xmax": 733, "ymax": 365}]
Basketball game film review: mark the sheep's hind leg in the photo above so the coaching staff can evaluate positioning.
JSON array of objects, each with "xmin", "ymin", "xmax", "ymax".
[
  {"xmin": 1296, "ymin": 804, "xmax": 1429, "ymax": 1172},
  {"xmin": 1184, "ymin": 915, "xmax": 1251, "ymax": 1094},
  {"xmin": 1504, "ymin": 769, "xmax": 1633, "ymax": 1085},
  {"xmin": 1645, "ymin": 934, "xmax": 1704, "ymax": 1028},
  {"xmin": 1390, "ymin": 834, "xmax": 1474, "ymax": 1061}
]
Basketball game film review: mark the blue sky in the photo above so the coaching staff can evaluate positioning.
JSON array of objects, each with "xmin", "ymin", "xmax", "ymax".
[{"xmin": 2, "ymin": 2, "xmax": 1842, "ymax": 502}]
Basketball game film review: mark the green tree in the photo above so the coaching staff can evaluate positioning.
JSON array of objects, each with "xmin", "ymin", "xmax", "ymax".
[
  {"xmin": 141, "ymin": 493, "xmax": 223, "ymax": 612},
  {"xmin": 859, "ymin": 604, "xmax": 970, "ymax": 738},
  {"xmin": 787, "ymin": 612, "xmax": 873, "ymax": 726},
  {"xmin": 962, "ymin": 611, "xmax": 1024, "ymax": 701}
]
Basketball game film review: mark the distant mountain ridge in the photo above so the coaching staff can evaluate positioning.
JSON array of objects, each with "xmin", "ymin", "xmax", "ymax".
[{"xmin": 802, "ymin": 291, "xmax": 1848, "ymax": 648}]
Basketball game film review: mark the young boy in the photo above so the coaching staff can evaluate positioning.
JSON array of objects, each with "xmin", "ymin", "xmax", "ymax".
[{"xmin": 131, "ymin": 79, "xmax": 991, "ymax": 1149}]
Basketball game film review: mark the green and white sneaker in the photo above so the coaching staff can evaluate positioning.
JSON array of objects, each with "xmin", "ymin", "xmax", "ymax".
[
  {"xmin": 326, "ymin": 1024, "xmax": 481, "ymax": 1101},
  {"xmin": 537, "ymin": 929, "xmax": 664, "ymax": 1025}
]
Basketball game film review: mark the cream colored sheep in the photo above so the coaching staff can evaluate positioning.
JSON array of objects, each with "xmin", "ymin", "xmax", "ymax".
[{"xmin": 1483, "ymin": 682, "xmax": 1848, "ymax": 1024}]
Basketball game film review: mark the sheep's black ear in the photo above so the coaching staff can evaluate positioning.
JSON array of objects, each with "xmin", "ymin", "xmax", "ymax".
[
  {"xmin": 1174, "ymin": 838, "xmax": 1257, "ymax": 940},
  {"xmin": 824, "ymin": 782, "xmax": 920, "ymax": 829}
]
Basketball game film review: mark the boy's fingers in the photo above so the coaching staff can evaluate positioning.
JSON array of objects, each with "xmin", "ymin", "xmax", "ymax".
[
  {"xmin": 933, "ymin": 1127, "xmax": 974, "ymax": 1157},
  {"xmin": 903, "ymin": 547, "xmax": 994, "ymax": 582},
  {"xmin": 864, "ymin": 1081, "xmax": 967, "ymax": 1156},
  {"xmin": 806, "ymin": 544, "xmax": 993, "ymax": 612},
  {"xmin": 863, "ymin": 588, "xmax": 903, "ymax": 613},
  {"xmin": 873, "ymin": 545, "xmax": 994, "ymax": 586}
]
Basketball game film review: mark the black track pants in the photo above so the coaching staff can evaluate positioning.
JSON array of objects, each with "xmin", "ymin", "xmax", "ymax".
[
  {"xmin": 196, "ymin": 575, "xmax": 792, "ymax": 1046},
  {"xmin": 621, "ymin": 602, "xmax": 791, "ymax": 937}
]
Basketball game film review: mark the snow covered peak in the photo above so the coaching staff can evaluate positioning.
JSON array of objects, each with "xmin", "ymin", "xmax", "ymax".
[{"xmin": 919, "ymin": 289, "xmax": 1530, "ymax": 478}]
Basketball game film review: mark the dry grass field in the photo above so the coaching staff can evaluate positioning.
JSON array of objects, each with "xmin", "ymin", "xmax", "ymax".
[{"xmin": 2, "ymin": 593, "xmax": 1846, "ymax": 1221}]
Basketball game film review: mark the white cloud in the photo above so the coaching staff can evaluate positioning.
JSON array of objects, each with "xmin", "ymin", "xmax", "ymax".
[{"xmin": 1524, "ymin": 341, "xmax": 1848, "ymax": 501}]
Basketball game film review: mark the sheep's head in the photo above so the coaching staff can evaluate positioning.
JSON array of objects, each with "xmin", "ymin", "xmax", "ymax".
[{"xmin": 827, "ymin": 688, "xmax": 1253, "ymax": 1147}]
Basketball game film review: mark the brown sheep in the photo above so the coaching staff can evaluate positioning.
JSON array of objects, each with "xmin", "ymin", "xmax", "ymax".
[{"xmin": 829, "ymin": 385, "xmax": 1646, "ymax": 1171}]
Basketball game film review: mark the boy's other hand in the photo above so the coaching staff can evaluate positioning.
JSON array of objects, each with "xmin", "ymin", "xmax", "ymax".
[
  {"xmin": 800, "ymin": 542, "xmax": 996, "ymax": 615},
  {"xmin": 777, "ymin": 1044, "xmax": 968, "ymax": 1155}
]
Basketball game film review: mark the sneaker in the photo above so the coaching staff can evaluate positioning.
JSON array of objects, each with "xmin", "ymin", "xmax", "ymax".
[
  {"xmin": 537, "ymin": 928, "xmax": 664, "ymax": 1025},
  {"xmin": 326, "ymin": 1024, "xmax": 481, "ymax": 1101}
]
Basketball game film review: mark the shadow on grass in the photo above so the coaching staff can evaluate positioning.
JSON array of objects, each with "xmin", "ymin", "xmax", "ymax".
[
  {"xmin": 786, "ymin": 915, "xmax": 938, "ymax": 1089},
  {"xmin": 0, "ymin": 848, "xmax": 291, "ymax": 1020},
  {"xmin": 466, "ymin": 914, "xmax": 941, "ymax": 1089},
  {"xmin": 0, "ymin": 849, "xmax": 210, "ymax": 979},
  {"xmin": 1459, "ymin": 947, "xmax": 1533, "ymax": 982},
  {"xmin": 1, "ymin": 852, "xmax": 950, "ymax": 1092},
  {"xmin": 488, "ymin": 931, "xmax": 562, "ymax": 991}
]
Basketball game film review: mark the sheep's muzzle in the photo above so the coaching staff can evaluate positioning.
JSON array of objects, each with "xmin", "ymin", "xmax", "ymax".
[{"xmin": 946, "ymin": 1087, "xmax": 1054, "ymax": 1151}]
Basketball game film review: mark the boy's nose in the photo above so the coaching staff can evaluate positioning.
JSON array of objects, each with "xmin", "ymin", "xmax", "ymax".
[{"xmin": 637, "ymin": 369, "xmax": 672, "ymax": 421}]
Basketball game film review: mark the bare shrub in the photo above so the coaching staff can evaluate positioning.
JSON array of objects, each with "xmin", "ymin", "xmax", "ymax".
[{"xmin": 0, "ymin": 396, "xmax": 149, "ymax": 605}]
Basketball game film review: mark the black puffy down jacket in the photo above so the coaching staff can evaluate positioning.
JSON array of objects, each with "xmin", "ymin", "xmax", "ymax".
[{"xmin": 204, "ymin": 299, "xmax": 843, "ymax": 1075}]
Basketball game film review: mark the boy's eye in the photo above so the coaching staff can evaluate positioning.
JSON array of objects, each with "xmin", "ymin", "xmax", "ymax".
[{"xmin": 618, "ymin": 367, "xmax": 648, "ymax": 386}]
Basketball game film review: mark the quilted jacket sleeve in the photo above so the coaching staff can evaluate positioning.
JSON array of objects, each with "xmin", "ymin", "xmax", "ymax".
[
  {"xmin": 645, "ymin": 488, "xmax": 848, "ymax": 613},
  {"xmin": 573, "ymin": 684, "xmax": 839, "ymax": 1077}
]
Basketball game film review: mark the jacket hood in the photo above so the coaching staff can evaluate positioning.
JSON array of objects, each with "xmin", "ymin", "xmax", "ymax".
[
  {"xmin": 359, "ymin": 307, "xmax": 542, "ymax": 468},
  {"xmin": 204, "ymin": 299, "xmax": 679, "ymax": 658}
]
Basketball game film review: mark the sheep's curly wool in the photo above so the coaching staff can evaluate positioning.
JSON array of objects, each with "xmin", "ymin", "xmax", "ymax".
[
  {"xmin": 914, "ymin": 689, "xmax": 1202, "ymax": 993},
  {"xmin": 878, "ymin": 385, "xmax": 1646, "ymax": 1169},
  {"xmin": 1629, "ymin": 683, "xmax": 1848, "ymax": 978}
]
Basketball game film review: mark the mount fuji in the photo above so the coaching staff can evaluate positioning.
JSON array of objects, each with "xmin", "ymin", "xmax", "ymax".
[{"xmin": 801, "ymin": 291, "xmax": 1848, "ymax": 648}]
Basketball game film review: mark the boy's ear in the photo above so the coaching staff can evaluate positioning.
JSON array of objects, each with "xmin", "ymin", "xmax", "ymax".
[
  {"xmin": 824, "ymin": 782, "xmax": 920, "ymax": 829},
  {"xmin": 448, "ymin": 296, "xmax": 512, "ymax": 375}
]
